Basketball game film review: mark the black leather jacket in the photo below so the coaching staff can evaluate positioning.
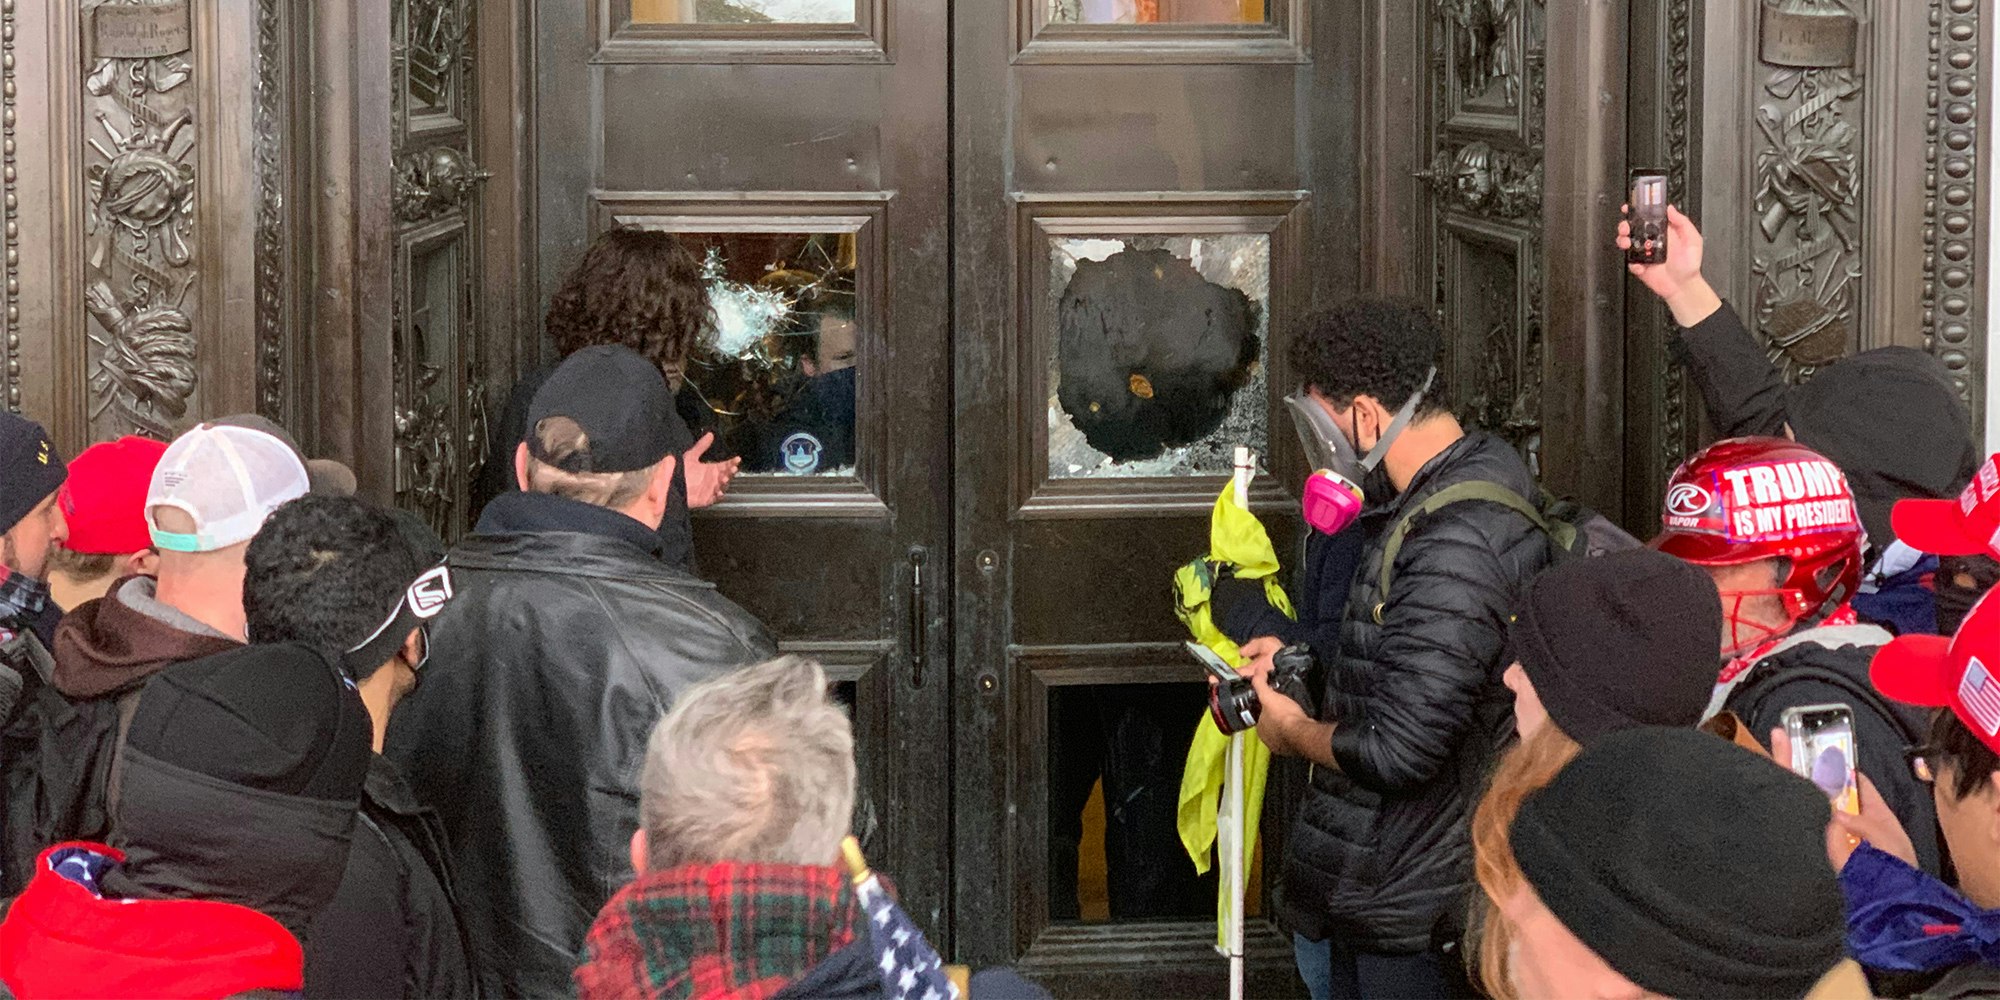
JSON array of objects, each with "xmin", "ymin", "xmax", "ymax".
[
  {"xmin": 1279, "ymin": 432, "xmax": 1555, "ymax": 952},
  {"xmin": 385, "ymin": 493, "xmax": 776, "ymax": 999}
]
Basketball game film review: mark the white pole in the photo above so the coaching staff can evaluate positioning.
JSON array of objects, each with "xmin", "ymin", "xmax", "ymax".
[{"xmin": 1226, "ymin": 448, "xmax": 1253, "ymax": 1000}]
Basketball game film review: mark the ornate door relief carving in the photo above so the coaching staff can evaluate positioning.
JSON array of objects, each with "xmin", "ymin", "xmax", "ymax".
[
  {"xmin": 80, "ymin": 0, "xmax": 201, "ymax": 438},
  {"xmin": 391, "ymin": 0, "xmax": 490, "ymax": 539},
  {"xmin": 1700, "ymin": 0, "xmax": 1986, "ymax": 428},
  {"xmin": 1417, "ymin": 0, "xmax": 1549, "ymax": 473}
]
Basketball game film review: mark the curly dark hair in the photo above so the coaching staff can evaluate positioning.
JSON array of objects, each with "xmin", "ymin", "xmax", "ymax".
[
  {"xmin": 1287, "ymin": 297, "xmax": 1449, "ymax": 416},
  {"xmin": 545, "ymin": 228, "xmax": 713, "ymax": 379},
  {"xmin": 244, "ymin": 495, "xmax": 426, "ymax": 679}
]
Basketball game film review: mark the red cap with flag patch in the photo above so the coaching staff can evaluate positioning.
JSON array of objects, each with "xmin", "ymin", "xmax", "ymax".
[
  {"xmin": 1892, "ymin": 453, "xmax": 2000, "ymax": 559},
  {"xmin": 1872, "ymin": 589, "xmax": 2000, "ymax": 755}
]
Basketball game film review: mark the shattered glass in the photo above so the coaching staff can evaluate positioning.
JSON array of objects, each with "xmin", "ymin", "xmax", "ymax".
[
  {"xmin": 679, "ymin": 233, "xmax": 859, "ymax": 477},
  {"xmin": 631, "ymin": 0, "xmax": 858, "ymax": 23},
  {"xmin": 1047, "ymin": 234, "xmax": 1270, "ymax": 479}
]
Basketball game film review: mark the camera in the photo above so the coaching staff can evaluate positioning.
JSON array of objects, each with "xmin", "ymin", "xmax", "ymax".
[{"xmin": 1189, "ymin": 641, "xmax": 1316, "ymax": 736}]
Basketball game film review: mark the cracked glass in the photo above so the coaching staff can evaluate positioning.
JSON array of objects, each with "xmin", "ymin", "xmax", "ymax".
[
  {"xmin": 678, "ymin": 232, "xmax": 859, "ymax": 478},
  {"xmin": 1047, "ymin": 234, "xmax": 1270, "ymax": 479}
]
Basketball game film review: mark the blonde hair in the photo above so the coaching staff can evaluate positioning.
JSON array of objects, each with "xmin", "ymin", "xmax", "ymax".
[
  {"xmin": 1469, "ymin": 721, "xmax": 1583, "ymax": 1000},
  {"xmin": 523, "ymin": 416, "xmax": 657, "ymax": 509}
]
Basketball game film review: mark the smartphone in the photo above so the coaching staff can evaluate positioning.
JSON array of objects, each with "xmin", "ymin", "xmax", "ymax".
[
  {"xmin": 1783, "ymin": 703, "xmax": 1860, "ymax": 815},
  {"xmin": 1186, "ymin": 640, "xmax": 1239, "ymax": 685},
  {"xmin": 1628, "ymin": 169, "xmax": 1669, "ymax": 265}
]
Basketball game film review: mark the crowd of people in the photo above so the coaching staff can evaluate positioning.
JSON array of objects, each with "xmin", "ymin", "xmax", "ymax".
[
  {"xmin": 1198, "ymin": 206, "xmax": 2000, "ymax": 999},
  {"xmin": 0, "ymin": 199, "xmax": 1993, "ymax": 1000}
]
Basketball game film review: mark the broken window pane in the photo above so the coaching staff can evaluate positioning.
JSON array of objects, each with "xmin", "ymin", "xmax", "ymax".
[
  {"xmin": 630, "ymin": 0, "xmax": 859, "ymax": 24},
  {"xmin": 1048, "ymin": 234, "xmax": 1270, "ymax": 479},
  {"xmin": 678, "ymin": 233, "xmax": 859, "ymax": 477},
  {"xmin": 1047, "ymin": 0, "xmax": 1270, "ymax": 24}
]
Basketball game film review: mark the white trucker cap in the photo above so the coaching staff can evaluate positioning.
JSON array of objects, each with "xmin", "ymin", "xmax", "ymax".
[{"xmin": 146, "ymin": 424, "xmax": 310, "ymax": 553}]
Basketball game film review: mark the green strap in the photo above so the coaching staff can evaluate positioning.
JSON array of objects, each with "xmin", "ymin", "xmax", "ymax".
[{"xmin": 1373, "ymin": 481, "xmax": 1552, "ymax": 622}]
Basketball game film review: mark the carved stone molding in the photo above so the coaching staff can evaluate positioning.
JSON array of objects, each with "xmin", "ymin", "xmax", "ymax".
[
  {"xmin": 81, "ymin": 0, "xmax": 202, "ymax": 439},
  {"xmin": 1658, "ymin": 0, "xmax": 1694, "ymax": 472},
  {"xmin": 3, "ymin": 0, "xmax": 19, "ymax": 413},
  {"xmin": 254, "ymin": 0, "xmax": 286, "ymax": 420},
  {"xmin": 1925, "ymin": 0, "xmax": 1983, "ymax": 424}
]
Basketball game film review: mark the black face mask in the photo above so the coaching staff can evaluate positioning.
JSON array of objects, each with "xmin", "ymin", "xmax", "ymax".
[{"xmin": 1937, "ymin": 554, "xmax": 2000, "ymax": 634}]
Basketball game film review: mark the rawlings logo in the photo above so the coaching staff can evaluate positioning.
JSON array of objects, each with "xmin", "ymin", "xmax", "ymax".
[
  {"xmin": 1665, "ymin": 483, "xmax": 1713, "ymax": 518},
  {"xmin": 406, "ymin": 566, "xmax": 454, "ymax": 619}
]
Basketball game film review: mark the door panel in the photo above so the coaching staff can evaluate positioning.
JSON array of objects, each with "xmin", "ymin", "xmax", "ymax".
[
  {"xmin": 954, "ymin": 2, "xmax": 1339, "ymax": 986},
  {"xmin": 535, "ymin": 0, "xmax": 952, "ymax": 932}
]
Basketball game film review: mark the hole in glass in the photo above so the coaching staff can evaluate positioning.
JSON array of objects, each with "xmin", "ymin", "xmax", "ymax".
[
  {"xmin": 1048, "ymin": 234, "xmax": 1270, "ymax": 479},
  {"xmin": 1049, "ymin": 683, "xmax": 1266, "ymax": 923},
  {"xmin": 674, "ymin": 233, "xmax": 859, "ymax": 478},
  {"xmin": 631, "ymin": 0, "xmax": 860, "ymax": 24},
  {"xmin": 1047, "ymin": 0, "xmax": 1270, "ymax": 24}
]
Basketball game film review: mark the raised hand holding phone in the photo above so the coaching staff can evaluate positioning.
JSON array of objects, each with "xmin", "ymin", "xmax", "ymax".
[{"xmin": 1615, "ymin": 202, "xmax": 1723, "ymax": 327}]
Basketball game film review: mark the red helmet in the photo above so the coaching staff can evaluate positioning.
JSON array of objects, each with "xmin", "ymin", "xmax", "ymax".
[{"xmin": 1654, "ymin": 437, "xmax": 1865, "ymax": 628}]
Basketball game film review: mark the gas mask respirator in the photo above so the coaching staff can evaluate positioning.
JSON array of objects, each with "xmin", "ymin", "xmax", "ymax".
[{"xmin": 1284, "ymin": 369, "xmax": 1435, "ymax": 536}]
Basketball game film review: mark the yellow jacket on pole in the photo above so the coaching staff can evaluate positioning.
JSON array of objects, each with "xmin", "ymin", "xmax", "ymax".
[{"xmin": 1174, "ymin": 486, "xmax": 1293, "ymax": 942}]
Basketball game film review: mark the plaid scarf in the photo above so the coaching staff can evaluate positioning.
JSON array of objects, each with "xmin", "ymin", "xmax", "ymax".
[
  {"xmin": 576, "ymin": 861, "xmax": 867, "ymax": 1000},
  {"xmin": 0, "ymin": 562, "xmax": 50, "ymax": 642}
]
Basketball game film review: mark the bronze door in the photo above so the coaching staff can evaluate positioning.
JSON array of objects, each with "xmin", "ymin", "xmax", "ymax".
[
  {"xmin": 532, "ymin": 0, "xmax": 954, "ymax": 934},
  {"xmin": 951, "ymin": 1, "xmax": 1351, "ymax": 989}
]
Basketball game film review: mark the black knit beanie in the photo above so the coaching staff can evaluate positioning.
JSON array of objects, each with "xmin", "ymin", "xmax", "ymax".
[
  {"xmin": 123, "ymin": 642, "xmax": 372, "ymax": 801},
  {"xmin": 1510, "ymin": 727, "xmax": 1845, "ymax": 1000},
  {"xmin": 0, "ymin": 414, "xmax": 66, "ymax": 537},
  {"xmin": 1510, "ymin": 548, "xmax": 1722, "ymax": 743}
]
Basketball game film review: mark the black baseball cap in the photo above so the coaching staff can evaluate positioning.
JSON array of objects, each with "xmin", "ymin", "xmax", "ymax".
[{"xmin": 525, "ymin": 345, "xmax": 690, "ymax": 474}]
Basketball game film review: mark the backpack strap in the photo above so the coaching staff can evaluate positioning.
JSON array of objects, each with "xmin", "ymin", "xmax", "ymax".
[
  {"xmin": 1730, "ymin": 661, "xmax": 1926, "ymax": 749},
  {"xmin": 1373, "ymin": 481, "xmax": 1552, "ymax": 623},
  {"xmin": 102, "ymin": 688, "xmax": 143, "ymax": 826}
]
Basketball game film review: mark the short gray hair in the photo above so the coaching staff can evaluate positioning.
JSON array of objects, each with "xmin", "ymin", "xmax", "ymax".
[
  {"xmin": 524, "ymin": 416, "xmax": 657, "ymax": 509},
  {"xmin": 640, "ymin": 655, "xmax": 855, "ymax": 870}
]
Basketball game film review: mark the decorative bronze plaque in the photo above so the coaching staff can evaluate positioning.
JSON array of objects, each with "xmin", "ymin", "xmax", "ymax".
[
  {"xmin": 1760, "ymin": 2, "xmax": 1858, "ymax": 68},
  {"xmin": 86, "ymin": 0, "xmax": 193, "ymax": 62}
]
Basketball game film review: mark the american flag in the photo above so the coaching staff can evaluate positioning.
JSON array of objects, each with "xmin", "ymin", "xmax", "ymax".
[
  {"xmin": 1960, "ymin": 657, "xmax": 2000, "ymax": 736},
  {"xmin": 854, "ymin": 874, "xmax": 960, "ymax": 1000}
]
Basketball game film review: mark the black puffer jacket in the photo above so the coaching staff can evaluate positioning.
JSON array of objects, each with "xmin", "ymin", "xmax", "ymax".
[
  {"xmin": 384, "ymin": 491, "xmax": 776, "ymax": 999},
  {"xmin": 1279, "ymin": 432, "xmax": 1556, "ymax": 952}
]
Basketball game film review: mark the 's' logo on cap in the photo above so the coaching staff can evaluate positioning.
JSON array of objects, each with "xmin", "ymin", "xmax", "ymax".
[{"xmin": 407, "ymin": 566, "xmax": 454, "ymax": 619}]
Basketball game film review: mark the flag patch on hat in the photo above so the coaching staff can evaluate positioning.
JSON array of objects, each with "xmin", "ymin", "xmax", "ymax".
[
  {"xmin": 1961, "ymin": 657, "xmax": 2000, "ymax": 737},
  {"xmin": 407, "ymin": 566, "xmax": 453, "ymax": 619}
]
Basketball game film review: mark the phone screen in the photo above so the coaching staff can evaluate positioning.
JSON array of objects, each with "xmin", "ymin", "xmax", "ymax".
[
  {"xmin": 1628, "ymin": 171, "xmax": 1669, "ymax": 265},
  {"xmin": 1786, "ymin": 704, "xmax": 1860, "ymax": 815},
  {"xmin": 1186, "ymin": 640, "xmax": 1240, "ymax": 685}
]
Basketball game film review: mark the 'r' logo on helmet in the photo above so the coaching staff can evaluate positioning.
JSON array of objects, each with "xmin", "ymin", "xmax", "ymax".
[
  {"xmin": 1666, "ymin": 483, "xmax": 1713, "ymax": 518},
  {"xmin": 407, "ymin": 566, "xmax": 454, "ymax": 619}
]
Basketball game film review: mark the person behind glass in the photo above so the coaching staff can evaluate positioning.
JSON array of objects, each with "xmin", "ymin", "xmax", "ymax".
[
  {"xmin": 1464, "ymin": 548, "xmax": 1723, "ymax": 999},
  {"xmin": 244, "ymin": 495, "xmax": 475, "ymax": 999},
  {"xmin": 1501, "ymin": 727, "xmax": 1871, "ymax": 1000},
  {"xmin": 474, "ymin": 227, "xmax": 742, "ymax": 569},
  {"xmin": 1228, "ymin": 299, "xmax": 1558, "ymax": 1000},
  {"xmin": 727, "ymin": 278, "xmax": 859, "ymax": 476},
  {"xmin": 1618, "ymin": 208, "xmax": 1980, "ymax": 636},
  {"xmin": 387, "ymin": 345, "xmax": 777, "ymax": 999}
]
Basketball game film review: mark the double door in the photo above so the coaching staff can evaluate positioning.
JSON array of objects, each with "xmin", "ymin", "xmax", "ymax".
[{"xmin": 535, "ymin": 0, "xmax": 1634, "ymax": 989}]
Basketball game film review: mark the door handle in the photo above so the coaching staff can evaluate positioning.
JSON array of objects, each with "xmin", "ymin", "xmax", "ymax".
[{"xmin": 907, "ymin": 546, "xmax": 928, "ymax": 689}]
